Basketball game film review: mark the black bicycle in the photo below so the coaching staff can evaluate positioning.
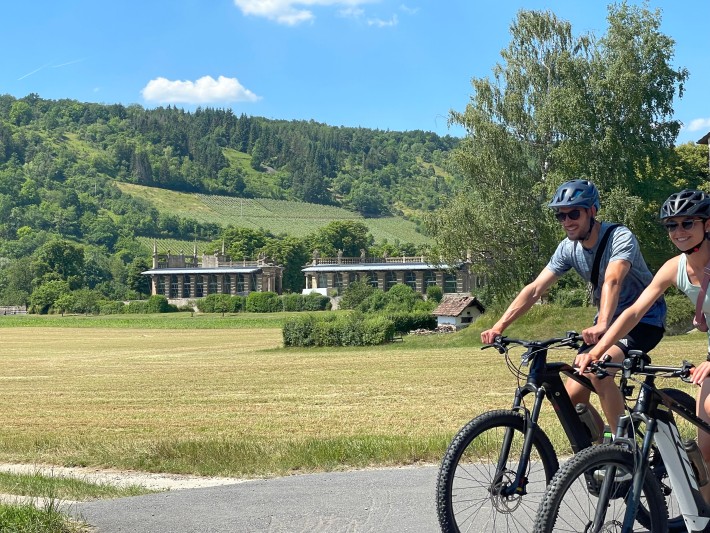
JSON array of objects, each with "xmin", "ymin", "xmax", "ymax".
[
  {"xmin": 436, "ymin": 333, "xmax": 695, "ymax": 533},
  {"xmin": 533, "ymin": 351, "xmax": 707, "ymax": 533}
]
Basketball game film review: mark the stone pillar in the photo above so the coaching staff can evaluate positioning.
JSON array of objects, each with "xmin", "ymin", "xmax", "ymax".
[
  {"xmin": 326, "ymin": 273, "xmax": 334, "ymax": 290},
  {"xmin": 190, "ymin": 275, "xmax": 197, "ymax": 298},
  {"xmin": 376, "ymin": 271, "xmax": 386, "ymax": 290},
  {"xmin": 415, "ymin": 271, "xmax": 424, "ymax": 293},
  {"xmin": 436, "ymin": 271, "xmax": 444, "ymax": 292},
  {"xmin": 178, "ymin": 276, "xmax": 184, "ymax": 298},
  {"xmin": 151, "ymin": 275, "xmax": 158, "ymax": 296},
  {"xmin": 217, "ymin": 274, "xmax": 224, "ymax": 294},
  {"xmin": 396, "ymin": 271, "xmax": 404, "ymax": 285}
]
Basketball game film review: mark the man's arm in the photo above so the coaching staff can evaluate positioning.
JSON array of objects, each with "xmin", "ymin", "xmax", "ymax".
[
  {"xmin": 481, "ymin": 268, "xmax": 559, "ymax": 344},
  {"xmin": 581, "ymin": 259, "xmax": 630, "ymax": 345}
]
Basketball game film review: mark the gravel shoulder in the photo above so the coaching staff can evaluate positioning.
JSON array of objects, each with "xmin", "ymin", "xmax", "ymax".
[{"xmin": 0, "ymin": 463, "xmax": 249, "ymax": 492}]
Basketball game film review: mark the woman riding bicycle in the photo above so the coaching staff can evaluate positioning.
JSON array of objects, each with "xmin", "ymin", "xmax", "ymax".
[{"xmin": 578, "ymin": 188, "xmax": 710, "ymax": 503}]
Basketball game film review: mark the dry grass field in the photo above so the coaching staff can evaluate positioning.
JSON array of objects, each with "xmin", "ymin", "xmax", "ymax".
[{"xmin": 0, "ymin": 319, "xmax": 704, "ymax": 478}]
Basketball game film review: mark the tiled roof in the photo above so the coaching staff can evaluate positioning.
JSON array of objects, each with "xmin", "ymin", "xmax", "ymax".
[{"xmin": 433, "ymin": 294, "xmax": 485, "ymax": 317}]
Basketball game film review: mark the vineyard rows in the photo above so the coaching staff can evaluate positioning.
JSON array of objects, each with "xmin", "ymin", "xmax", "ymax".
[{"xmin": 120, "ymin": 183, "xmax": 430, "ymax": 244}]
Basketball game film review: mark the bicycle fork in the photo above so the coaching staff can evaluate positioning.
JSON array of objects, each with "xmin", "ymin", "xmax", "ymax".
[{"xmin": 495, "ymin": 385, "xmax": 547, "ymax": 497}]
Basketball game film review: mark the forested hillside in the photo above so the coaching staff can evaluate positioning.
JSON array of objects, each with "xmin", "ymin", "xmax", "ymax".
[{"xmin": 0, "ymin": 93, "xmax": 463, "ymax": 310}]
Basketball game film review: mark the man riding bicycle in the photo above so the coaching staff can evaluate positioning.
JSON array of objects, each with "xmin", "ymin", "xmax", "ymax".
[{"xmin": 481, "ymin": 179, "xmax": 667, "ymax": 437}]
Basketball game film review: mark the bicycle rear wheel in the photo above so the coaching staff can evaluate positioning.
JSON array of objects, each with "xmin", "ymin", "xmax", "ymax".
[
  {"xmin": 534, "ymin": 444, "xmax": 668, "ymax": 532},
  {"xmin": 436, "ymin": 409, "xmax": 558, "ymax": 532}
]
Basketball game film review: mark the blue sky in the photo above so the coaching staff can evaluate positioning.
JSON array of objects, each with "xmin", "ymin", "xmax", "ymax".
[{"xmin": 4, "ymin": 0, "xmax": 708, "ymax": 144}]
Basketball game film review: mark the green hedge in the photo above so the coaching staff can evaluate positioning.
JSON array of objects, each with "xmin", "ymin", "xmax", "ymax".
[
  {"xmin": 100, "ymin": 301, "xmax": 125, "ymax": 315},
  {"xmin": 196, "ymin": 294, "xmax": 244, "ymax": 313},
  {"xmin": 281, "ymin": 293, "xmax": 330, "ymax": 312},
  {"xmin": 384, "ymin": 311, "xmax": 437, "ymax": 333},
  {"xmin": 283, "ymin": 313, "xmax": 395, "ymax": 347},
  {"xmin": 246, "ymin": 292, "xmax": 282, "ymax": 313}
]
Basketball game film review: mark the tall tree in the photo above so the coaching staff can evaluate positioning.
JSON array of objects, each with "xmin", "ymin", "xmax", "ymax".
[
  {"xmin": 307, "ymin": 221, "xmax": 373, "ymax": 257},
  {"xmin": 259, "ymin": 236, "xmax": 310, "ymax": 293},
  {"xmin": 428, "ymin": 3, "xmax": 687, "ymax": 296}
]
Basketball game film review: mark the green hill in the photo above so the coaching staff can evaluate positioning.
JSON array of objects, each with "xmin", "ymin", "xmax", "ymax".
[{"xmin": 116, "ymin": 182, "xmax": 430, "ymax": 245}]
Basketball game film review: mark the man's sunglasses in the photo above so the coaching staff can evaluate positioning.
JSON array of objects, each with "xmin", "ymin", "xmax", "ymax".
[
  {"xmin": 663, "ymin": 219, "xmax": 699, "ymax": 232},
  {"xmin": 554, "ymin": 209, "xmax": 582, "ymax": 222}
]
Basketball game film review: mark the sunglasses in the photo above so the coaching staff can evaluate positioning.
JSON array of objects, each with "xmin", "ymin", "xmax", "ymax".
[
  {"xmin": 664, "ymin": 219, "xmax": 699, "ymax": 232},
  {"xmin": 554, "ymin": 209, "xmax": 583, "ymax": 222}
]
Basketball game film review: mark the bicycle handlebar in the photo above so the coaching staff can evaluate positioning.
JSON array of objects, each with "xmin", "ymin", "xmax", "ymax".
[
  {"xmin": 590, "ymin": 351, "xmax": 695, "ymax": 380},
  {"xmin": 481, "ymin": 331, "xmax": 584, "ymax": 355}
]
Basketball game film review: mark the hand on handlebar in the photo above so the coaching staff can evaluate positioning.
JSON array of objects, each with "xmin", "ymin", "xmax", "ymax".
[
  {"xmin": 575, "ymin": 353, "xmax": 614, "ymax": 377},
  {"xmin": 574, "ymin": 352, "xmax": 597, "ymax": 374},
  {"xmin": 690, "ymin": 361, "xmax": 710, "ymax": 386},
  {"xmin": 481, "ymin": 328, "xmax": 503, "ymax": 345},
  {"xmin": 581, "ymin": 324, "xmax": 608, "ymax": 346}
]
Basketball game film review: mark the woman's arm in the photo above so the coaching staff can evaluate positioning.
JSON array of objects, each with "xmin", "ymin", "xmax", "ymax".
[{"xmin": 576, "ymin": 256, "xmax": 679, "ymax": 373}]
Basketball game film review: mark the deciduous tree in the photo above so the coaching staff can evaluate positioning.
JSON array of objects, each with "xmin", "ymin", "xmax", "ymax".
[{"xmin": 428, "ymin": 3, "xmax": 687, "ymax": 296}]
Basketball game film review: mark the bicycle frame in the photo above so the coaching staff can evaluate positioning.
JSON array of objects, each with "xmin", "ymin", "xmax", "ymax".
[
  {"xmin": 595, "ymin": 366, "xmax": 710, "ymax": 533},
  {"xmin": 501, "ymin": 342, "xmax": 596, "ymax": 496}
]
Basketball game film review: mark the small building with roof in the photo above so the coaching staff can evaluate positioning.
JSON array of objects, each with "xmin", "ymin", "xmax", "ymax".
[{"xmin": 432, "ymin": 294, "xmax": 486, "ymax": 330}]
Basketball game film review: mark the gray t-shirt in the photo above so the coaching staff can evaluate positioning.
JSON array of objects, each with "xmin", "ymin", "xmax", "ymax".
[{"xmin": 546, "ymin": 222, "xmax": 666, "ymax": 328}]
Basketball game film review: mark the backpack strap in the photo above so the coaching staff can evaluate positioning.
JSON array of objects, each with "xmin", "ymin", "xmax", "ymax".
[
  {"xmin": 693, "ymin": 261, "xmax": 710, "ymax": 333},
  {"xmin": 590, "ymin": 224, "xmax": 621, "ymax": 291}
]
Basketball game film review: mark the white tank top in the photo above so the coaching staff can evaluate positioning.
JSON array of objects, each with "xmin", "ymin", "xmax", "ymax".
[{"xmin": 676, "ymin": 253, "xmax": 710, "ymax": 348}]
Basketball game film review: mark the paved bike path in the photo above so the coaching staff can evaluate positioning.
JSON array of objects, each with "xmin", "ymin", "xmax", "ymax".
[{"xmin": 71, "ymin": 466, "xmax": 442, "ymax": 532}]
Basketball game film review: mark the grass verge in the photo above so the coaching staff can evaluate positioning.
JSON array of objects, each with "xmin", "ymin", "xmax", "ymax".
[
  {"xmin": 0, "ymin": 501, "xmax": 85, "ymax": 533},
  {"xmin": 0, "ymin": 471, "xmax": 151, "ymax": 500}
]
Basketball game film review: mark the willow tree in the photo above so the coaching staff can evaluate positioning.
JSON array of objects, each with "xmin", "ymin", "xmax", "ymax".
[{"xmin": 428, "ymin": 3, "xmax": 687, "ymax": 298}]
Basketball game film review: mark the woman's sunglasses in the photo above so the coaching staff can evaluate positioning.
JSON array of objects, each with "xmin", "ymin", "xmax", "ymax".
[
  {"xmin": 554, "ymin": 209, "xmax": 582, "ymax": 222},
  {"xmin": 663, "ymin": 219, "xmax": 699, "ymax": 232}
]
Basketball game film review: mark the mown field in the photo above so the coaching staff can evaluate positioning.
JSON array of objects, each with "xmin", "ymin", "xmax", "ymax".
[
  {"xmin": 0, "ymin": 308, "xmax": 703, "ymax": 479},
  {"xmin": 117, "ymin": 182, "xmax": 431, "ymax": 245}
]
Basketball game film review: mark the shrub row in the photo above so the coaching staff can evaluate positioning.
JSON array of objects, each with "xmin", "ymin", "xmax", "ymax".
[
  {"xmin": 99, "ymin": 295, "xmax": 178, "ymax": 315},
  {"xmin": 195, "ymin": 292, "xmax": 331, "ymax": 314},
  {"xmin": 384, "ymin": 310, "xmax": 437, "ymax": 333},
  {"xmin": 283, "ymin": 313, "xmax": 395, "ymax": 347}
]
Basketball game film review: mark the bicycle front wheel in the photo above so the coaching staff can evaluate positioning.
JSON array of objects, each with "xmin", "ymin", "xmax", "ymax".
[
  {"xmin": 436, "ymin": 409, "xmax": 558, "ymax": 532},
  {"xmin": 534, "ymin": 444, "xmax": 668, "ymax": 532}
]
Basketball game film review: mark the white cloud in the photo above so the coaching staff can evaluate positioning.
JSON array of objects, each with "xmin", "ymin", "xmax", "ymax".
[
  {"xmin": 141, "ymin": 76, "xmax": 260, "ymax": 105},
  {"xmin": 399, "ymin": 4, "xmax": 418, "ymax": 15},
  {"xmin": 234, "ymin": 0, "xmax": 378, "ymax": 25},
  {"xmin": 338, "ymin": 6, "xmax": 364, "ymax": 18},
  {"xmin": 686, "ymin": 118, "xmax": 710, "ymax": 132},
  {"xmin": 367, "ymin": 14, "xmax": 398, "ymax": 27}
]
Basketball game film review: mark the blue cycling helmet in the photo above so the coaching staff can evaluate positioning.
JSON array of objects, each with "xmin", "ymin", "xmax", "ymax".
[
  {"xmin": 548, "ymin": 180, "xmax": 600, "ymax": 211},
  {"xmin": 659, "ymin": 189, "xmax": 710, "ymax": 220}
]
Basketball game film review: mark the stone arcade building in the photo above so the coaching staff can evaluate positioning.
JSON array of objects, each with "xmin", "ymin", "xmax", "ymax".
[
  {"xmin": 301, "ymin": 251, "xmax": 479, "ymax": 295},
  {"xmin": 142, "ymin": 243, "xmax": 283, "ymax": 305}
]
